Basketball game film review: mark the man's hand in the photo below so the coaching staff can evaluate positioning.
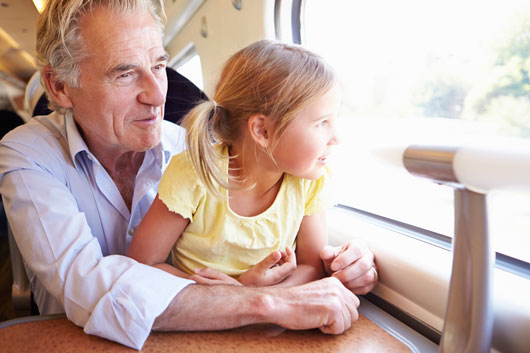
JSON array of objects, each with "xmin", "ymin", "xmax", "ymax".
[
  {"xmin": 269, "ymin": 277, "xmax": 360, "ymax": 334},
  {"xmin": 154, "ymin": 276, "xmax": 359, "ymax": 334},
  {"xmin": 238, "ymin": 248, "xmax": 297, "ymax": 286},
  {"xmin": 320, "ymin": 239, "xmax": 377, "ymax": 295}
]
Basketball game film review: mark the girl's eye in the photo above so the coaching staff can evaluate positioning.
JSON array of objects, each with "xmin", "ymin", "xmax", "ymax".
[{"xmin": 317, "ymin": 120, "xmax": 329, "ymax": 128}]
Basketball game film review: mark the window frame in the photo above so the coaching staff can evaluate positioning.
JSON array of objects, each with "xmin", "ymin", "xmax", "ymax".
[{"xmin": 296, "ymin": 1, "xmax": 530, "ymax": 352}]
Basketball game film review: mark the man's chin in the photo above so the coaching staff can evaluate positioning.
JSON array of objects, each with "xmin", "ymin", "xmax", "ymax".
[{"xmin": 133, "ymin": 131, "xmax": 162, "ymax": 152}]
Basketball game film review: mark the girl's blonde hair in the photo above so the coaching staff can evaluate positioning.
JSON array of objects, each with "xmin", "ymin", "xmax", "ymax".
[{"xmin": 183, "ymin": 40, "xmax": 336, "ymax": 197}]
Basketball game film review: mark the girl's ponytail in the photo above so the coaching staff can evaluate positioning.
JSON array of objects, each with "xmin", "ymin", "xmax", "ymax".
[{"xmin": 182, "ymin": 101, "xmax": 229, "ymax": 198}]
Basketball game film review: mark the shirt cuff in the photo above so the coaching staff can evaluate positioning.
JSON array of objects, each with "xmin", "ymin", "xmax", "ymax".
[{"xmin": 83, "ymin": 263, "xmax": 194, "ymax": 350}]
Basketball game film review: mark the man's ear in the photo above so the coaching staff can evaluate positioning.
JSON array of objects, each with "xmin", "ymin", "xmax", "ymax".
[
  {"xmin": 247, "ymin": 114, "xmax": 271, "ymax": 148},
  {"xmin": 42, "ymin": 66, "xmax": 73, "ymax": 108}
]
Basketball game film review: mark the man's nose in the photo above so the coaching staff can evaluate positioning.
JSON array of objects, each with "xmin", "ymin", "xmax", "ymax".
[{"xmin": 138, "ymin": 72, "xmax": 166, "ymax": 107}]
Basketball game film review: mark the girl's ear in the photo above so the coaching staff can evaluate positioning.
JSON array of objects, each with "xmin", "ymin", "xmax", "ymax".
[
  {"xmin": 42, "ymin": 66, "xmax": 74, "ymax": 108},
  {"xmin": 247, "ymin": 114, "xmax": 271, "ymax": 148}
]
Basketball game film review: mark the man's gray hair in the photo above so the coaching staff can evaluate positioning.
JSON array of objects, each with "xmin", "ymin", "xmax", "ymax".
[{"xmin": 36, "ymin": 0, "xmax": 166, "ymax": 113}]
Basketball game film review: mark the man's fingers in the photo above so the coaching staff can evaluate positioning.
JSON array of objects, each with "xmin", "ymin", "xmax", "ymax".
[
  {"xmin": 319, "ymin": 320, "xmax": 345, "ymax": 335},
  {"xmin": 330, "ymin": 241, "xmax": 366, "ymax": 272},
  {"xmin": 320, "ymin": 245, "xmax": 343, "ymax": 276},
  {"xmin": 320, "ymin": 245, "xmax": 341, "ymax": 262},
  {"xmin": 345, "ymin": 282, "xmax": 376, "ymax": 295},
  {"xmin": 334, "ymin": 260, "xmax": 378, "ymax": 294},
  {"xmin": 319, "ymin": 306, "xmax": 349, "ymax": 335},
  {"xmin": 341, "ymin": 268, "xmax": 378, "ymax": 294},
  {"xmin": 339, "ymin": 281, "xmax": 359, "ymax": 331},
  {"xmin": 332, "ymin": 252, "xmax": 373, "ymax": 283},
  {"xmin": 271, "ymin": 277, "xmax": 360, "ymax": 333},
  {"xmin": 317, "ymin": 278, "xmax": 359, "ymax": 334}
]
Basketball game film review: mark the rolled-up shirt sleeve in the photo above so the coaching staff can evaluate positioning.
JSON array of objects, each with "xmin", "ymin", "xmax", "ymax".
[
  {"xmin": 0, "ymin": 115, "xmax": 192, "ymax": 349},
  {"xmin": 82, "ymin": 254, "xmax": 191, "ymax": 348}
]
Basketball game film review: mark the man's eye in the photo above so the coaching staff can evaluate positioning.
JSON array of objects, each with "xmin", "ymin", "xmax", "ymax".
[
  {"xmin": 154, "ymin": 64, "xmax": 165, "ymax": 71},
  {"xmin": 118, "ymin": 72, "xmax": 132, "ymax": 79}
]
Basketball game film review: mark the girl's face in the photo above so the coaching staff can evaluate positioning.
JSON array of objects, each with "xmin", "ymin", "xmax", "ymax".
[{"xmin": 272, "ymin": 84, "xmax": 341, "ymax": 180}]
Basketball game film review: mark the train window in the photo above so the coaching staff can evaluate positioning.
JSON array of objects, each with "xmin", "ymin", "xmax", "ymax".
[
  {"xmin": 302, "ymin": 0, "xmax": 530, "ymax": 264},
  {"xmin": 174, "ymin": 53, "xmax": 204, "ymax": 91}
]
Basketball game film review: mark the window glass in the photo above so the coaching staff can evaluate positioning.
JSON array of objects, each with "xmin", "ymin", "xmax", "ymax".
[
  {"xmin": 174, "ymin": 53, "xmax": 204, "ymax": 91},
  {"xmin": 303, "ymin": 0, "xmax": 530, "ymax": 263}
]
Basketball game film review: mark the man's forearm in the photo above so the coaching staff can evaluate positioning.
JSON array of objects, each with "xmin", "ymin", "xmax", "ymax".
[
  {"xmin": 153, "ymin": 277, "xmax": 360, "ymax": 334},
  {"xmin": 152, "ymin": 283, "xmax": 273, "ymax": 331}
]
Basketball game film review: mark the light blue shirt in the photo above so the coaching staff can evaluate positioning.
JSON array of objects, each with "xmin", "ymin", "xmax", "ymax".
[{"xmin": 0, "ymin": 111, "xmax": 193, "ymax": 349}]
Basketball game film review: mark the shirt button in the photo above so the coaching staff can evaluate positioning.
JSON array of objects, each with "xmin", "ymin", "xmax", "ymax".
[{"xmin": 128, "ymin": 227, "xmax": 136, "ymax": 236}]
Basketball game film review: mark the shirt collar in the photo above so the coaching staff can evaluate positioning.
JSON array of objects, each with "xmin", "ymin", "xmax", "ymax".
[
  {"xmin": 64, "ymin": 111, "xmax": 92, "ymax": 169},
  {"xmin": 151, "ymin": 138, "xmax": 167, "ymax": 170},
  {"xmin": 158, "ymin": 120, "xmax": 185, "ymax": 166}
]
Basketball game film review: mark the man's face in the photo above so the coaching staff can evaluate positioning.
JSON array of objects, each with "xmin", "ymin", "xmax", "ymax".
[{"xmin": 63, "ymin": 6, "xmax": 168, "ymax": 156}]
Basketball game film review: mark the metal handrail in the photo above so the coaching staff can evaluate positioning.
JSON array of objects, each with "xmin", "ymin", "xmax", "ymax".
[{"xmin": 402, "ymin": 144, "xmax": 504, "ymax": 353}]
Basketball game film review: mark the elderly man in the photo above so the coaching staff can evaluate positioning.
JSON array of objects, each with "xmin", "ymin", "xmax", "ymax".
[{"xmin": 0, "ymin": 0, "xmax": 377, "ymax": 350}]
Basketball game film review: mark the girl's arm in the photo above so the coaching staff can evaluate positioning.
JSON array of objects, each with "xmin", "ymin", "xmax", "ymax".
[
  {"xmin": 190, "ymin": 212, "xmax": 328, "ymax": 287},
  {"xmin": 127, "ymin": 195, "xmax": 191, "ymax": 278},
  {"xmin": 272, "ymin": 211, "xmax": 328, "ymax": 287}
]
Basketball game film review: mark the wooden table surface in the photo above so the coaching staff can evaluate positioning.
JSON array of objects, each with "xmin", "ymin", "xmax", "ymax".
[{"xmin": 0, "ymin": 314, "xmax": 412, "ymax": 352}]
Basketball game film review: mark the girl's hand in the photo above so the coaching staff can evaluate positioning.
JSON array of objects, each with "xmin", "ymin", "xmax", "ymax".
[
  {"xmin": 238, "ymin": 247, "xmax": 297, "ymax": 286},
  {"xmin": 191, "ymin": 268, "xmax": 242, "ymax": 286}
]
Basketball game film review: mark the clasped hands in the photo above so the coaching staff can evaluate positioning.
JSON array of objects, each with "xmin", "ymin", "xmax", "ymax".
[
  {"xmin": 191, "ymin": 239, "xmax": 377, "ymax": 294},
  {"xmin": 192, "ymin": 247, "xmax": 297, "ymax": 287}
]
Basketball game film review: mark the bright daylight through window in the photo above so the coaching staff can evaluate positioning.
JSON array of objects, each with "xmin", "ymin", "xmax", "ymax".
[
  {"xmin": 303, "ymin": 0, "xmax": 530, "ymax": 264},
  {"xmin": 175, "ymin": 53, "xmax": 204, "ymax": 91}
]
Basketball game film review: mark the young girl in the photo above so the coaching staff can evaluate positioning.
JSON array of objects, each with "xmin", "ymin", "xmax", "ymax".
[{"xmin": 127, "ymin": 40, "xmax": 341, "ymax": 287}]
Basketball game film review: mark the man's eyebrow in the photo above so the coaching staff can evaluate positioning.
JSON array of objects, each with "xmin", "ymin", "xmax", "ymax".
[
  {"xmin": 108, "ymin": 53, "xmax": 169, "ymax": 75},
  {"xmin": 156, "ymin": 52, "xmax": 170, "ymax": 62},
  {"xmin": 110, "ymin": 63, "xmax": 138, "ymax": 74}
]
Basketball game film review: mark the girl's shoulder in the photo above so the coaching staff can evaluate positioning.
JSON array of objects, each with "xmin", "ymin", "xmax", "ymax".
[
  {"xmin": 159, "ymin": 150, "xmax": 207, "ymax": 217},
  {"xmin": 284, "ymin": 167, "xmax": 333, "ymax": 215},
  {"xmin": 165, "ymin": 150, "xmax": 198, "ymax": 178},
  {"xmin": 161, "ymin": 150, "xmax": 203, "ymax": 192}
]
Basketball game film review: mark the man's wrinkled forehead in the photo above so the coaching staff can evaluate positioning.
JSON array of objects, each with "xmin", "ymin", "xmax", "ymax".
[{"xmin": 78, "ymin": 6, "xmax": 164, "ymax": 65}]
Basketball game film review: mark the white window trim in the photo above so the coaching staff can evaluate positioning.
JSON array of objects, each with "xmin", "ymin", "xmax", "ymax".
[{"xmin": 328, "ymin": 206, "xmax": 530, "ymax": 353}]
